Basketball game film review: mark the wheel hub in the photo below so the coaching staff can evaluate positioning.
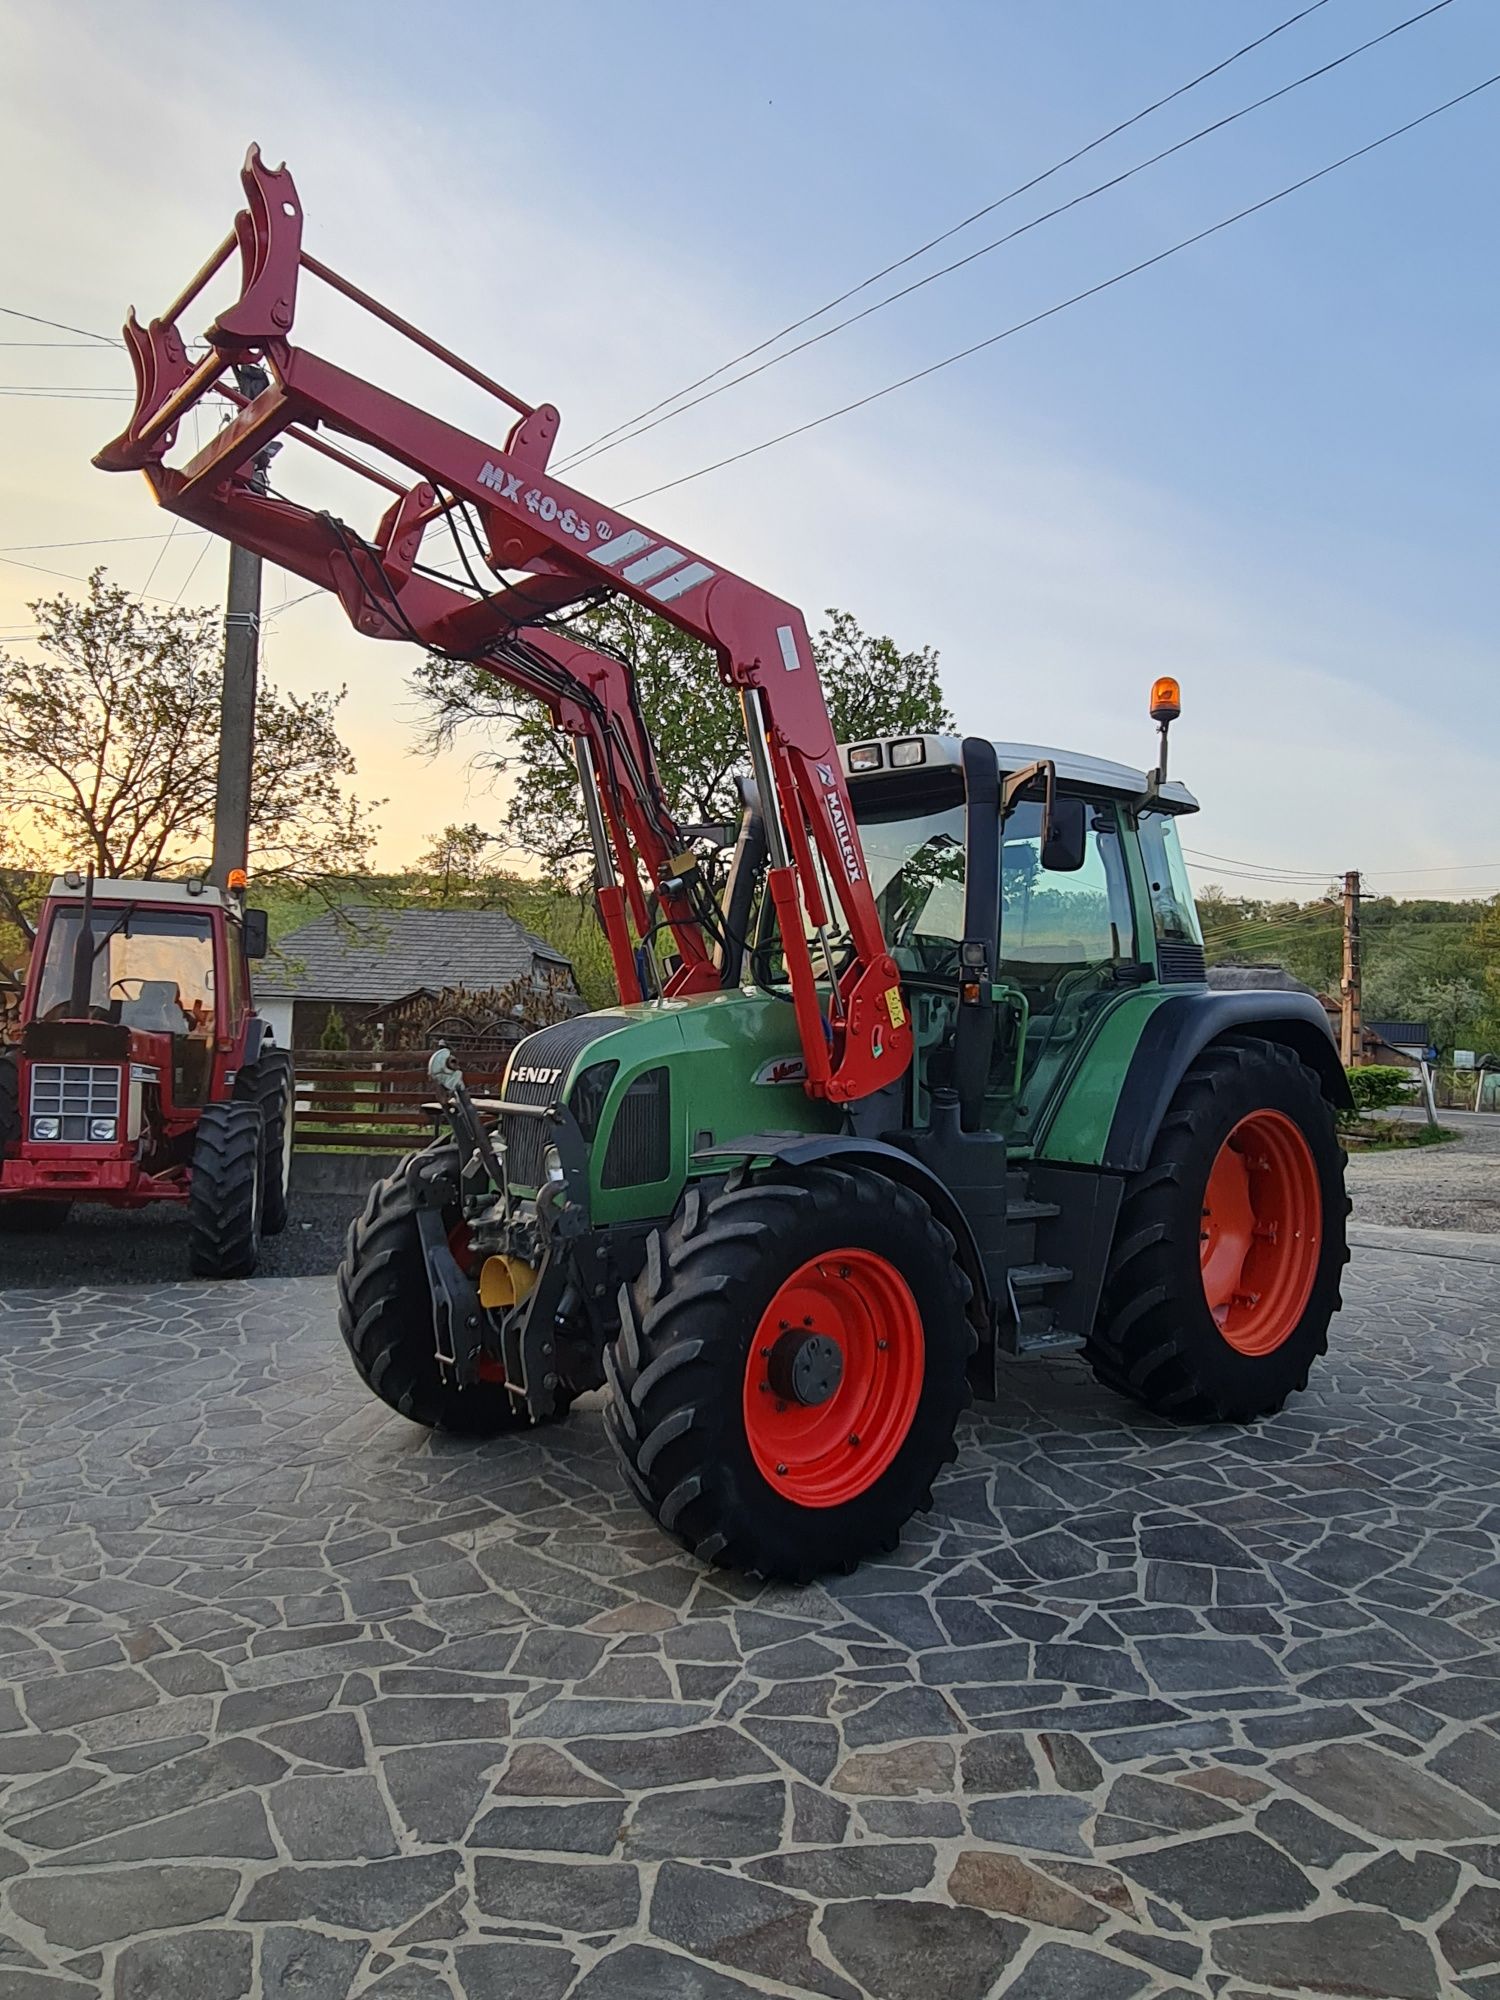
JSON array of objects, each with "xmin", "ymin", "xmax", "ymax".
[{"xmin": 766, "ymin": 1329, "xmax": 844, "ymax": 1407}]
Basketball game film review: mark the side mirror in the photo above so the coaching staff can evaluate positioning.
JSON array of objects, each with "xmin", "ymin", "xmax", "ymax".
[
  {"xmin": 1041, "ymin": 797, "xmax": 1088, "ymax": 873},
  {"xmin": 242, "ymin": 908, "xmax": 269, "ymax": 959}
]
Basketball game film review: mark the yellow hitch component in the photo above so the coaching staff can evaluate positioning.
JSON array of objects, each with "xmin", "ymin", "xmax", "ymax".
[{"xmin": 479, "ymin": 1255, "xmax": 538, "ymax": 1310}]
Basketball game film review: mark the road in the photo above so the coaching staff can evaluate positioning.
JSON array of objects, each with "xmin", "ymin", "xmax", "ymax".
[
  {"xmin": 1346, "ymin": 1107, "xmax": 1500, "ymax": 1236},
  {"xmin": 2, "ymin": 1227, "xmax": 1499, "ymax": 1997}
]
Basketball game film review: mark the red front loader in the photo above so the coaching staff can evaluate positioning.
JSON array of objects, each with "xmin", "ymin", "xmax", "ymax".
[{"xmin": 0, "ymin": 874, "xmax": 294, "ymax": 1276}]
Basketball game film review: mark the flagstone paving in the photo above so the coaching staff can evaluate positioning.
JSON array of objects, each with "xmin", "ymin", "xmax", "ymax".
[{"xmin": 1, "ymin": 1234, "xmax": 1499, "ymax": 1997}]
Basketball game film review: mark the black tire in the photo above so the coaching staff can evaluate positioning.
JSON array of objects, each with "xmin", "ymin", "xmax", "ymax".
[
  {"xmin": 1088, "ymin": 1036, "xmax": 1349, "ymax": 1424},
  {"xmin": 236, "ymin": 1049, "xmax": 295, "ymax": 1235},
  {"xmin": 0, "ymin": 1056, "xmax": 72, "ymax": 1233},
  {"xmin": 187, "ymin": 1100, "xmax": 264, "ymax": 1279},
  {"xmin": 336, "ymin": 1142, "xmax": 533, "ymax": 1438},
  {"xmin": 605, "ymin": 1164, "xmax": 975, "ymax": 1582}
]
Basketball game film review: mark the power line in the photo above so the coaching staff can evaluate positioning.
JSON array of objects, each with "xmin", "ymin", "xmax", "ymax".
[
  {"xmin": 0, "ymin": 388, "xmax": 132, "ymax": 401},
  {"xmin": 138, "ymin": 516, "xmax": 182, "ymax": 600},
  {"xmin": 170, "ymin": 536, "xmax": 216, "ymax": 610},
  {"xmin": 0, "ymin": 550, "xmax": 184, "ymax": 605},
  {"xmin": 620, "ymin": 75, "xmax": 1498, "ymax": 509},
  {"xmin": 560, "ymin": 0, "xmax": 1334, "ymax": 466},
  {"xmin": 563, "ymin": 0, "xmax": 1452, "ymax": 473},
  {"xmin": 0, "ymin": 305, "xmax": 121, "ymax": 345},
  {"xmin": 1182, "ymin": 845, "xmax": 1336, "ymax": 879},
  {"xmin": 1186, "ymin": 845, "xmax": 1500, "ymax": 882},
  {"xmin": 0, "ymin": 532, "xmax": 206, "ymax": 555}
]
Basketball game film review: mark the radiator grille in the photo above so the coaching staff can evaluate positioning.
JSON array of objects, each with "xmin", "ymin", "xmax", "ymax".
[
  {"xmin": 602, "ymin": 1067, "xmax": 671, "ymax": 1189},
  {"xmin": 28, "ymin": 1063, "xmax": 121, "ymax": 1141},
  {"xmin": 498, "ymin": 1015, "xmax": 627, "ymax": 1190}
]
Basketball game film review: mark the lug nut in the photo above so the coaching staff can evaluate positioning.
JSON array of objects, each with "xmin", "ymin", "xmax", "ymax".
[
  {"xmin": 848, "ymin": 1433, "xmax": 860, "ymax": 1447},
  {"xmin": 775, "ymin": 1462, "xmax": 788, "ymax": 1475}
]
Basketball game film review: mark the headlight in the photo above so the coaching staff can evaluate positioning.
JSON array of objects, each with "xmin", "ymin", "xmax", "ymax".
[
  {"xmin": 31, "ymin": 1118, "xmax": 60, "ymax": 1141},
  {"xmin": 89, "ymin": 1118, "xmax": 117, "ymax": 1142},
  {"xmin": 541, "ymin": 1144, "xmax": 566, "ymax": 1188}
]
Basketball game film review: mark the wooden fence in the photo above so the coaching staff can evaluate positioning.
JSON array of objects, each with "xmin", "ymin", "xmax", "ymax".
[{"xmin": 291, "ymin": 1049, "xmax": 510, "ymax": 1153}]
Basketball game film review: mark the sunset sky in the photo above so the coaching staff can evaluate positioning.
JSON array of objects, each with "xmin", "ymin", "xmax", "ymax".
[{"xmin": 1, "ymin": 0, "xmax": 1496, "ymax": 900}]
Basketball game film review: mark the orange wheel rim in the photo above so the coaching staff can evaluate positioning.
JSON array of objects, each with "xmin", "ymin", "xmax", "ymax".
[
  {"xmin": 742, "ymin": 1248, "xmax": 924, "ymax": 1507},
  {"xmin": 1200, "ymin": 1110, "xmax": 1322, "ymax": 1356}
]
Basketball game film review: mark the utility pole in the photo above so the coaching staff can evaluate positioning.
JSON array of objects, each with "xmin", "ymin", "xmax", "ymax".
[
  {"xmin": 1339, "ymin": 868, "xmax": 1362, "ymax": 1068},
  {"xmin": 209, "ymin": 363, "xmax": 270, "ymax": 888}
]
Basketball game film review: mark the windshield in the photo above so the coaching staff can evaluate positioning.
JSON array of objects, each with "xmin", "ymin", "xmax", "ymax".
[
  {"xmin": 856, "ymin": 797, "xmax": 969, "ymax": 975},
  {"xmin": 36, "ymin": 907, "xmax": 217, "ymax": 1038}
]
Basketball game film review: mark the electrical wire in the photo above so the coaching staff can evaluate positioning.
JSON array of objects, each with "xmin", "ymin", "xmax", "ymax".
[
  {"xmin": 0, "ymin": 306, "xmax": 121, "ymax": 345},
  {"xmin": 620, "ymin": 74, "xmax": 1499, "ymax": 508},
  {"xmin": 1182, "ymin": 844, "xmax": 1337, "ymax": 878},
  {"xmin": 168, "ymin": 536, "xmax": 215, "ymax": 609},
  {"xmin": 563, "ymin": 0, "xmax": 1453, "ymax": 474},
  {"xmin": 0, "ymin": 532, "xmax": 207, "ymax": 555},
  {"xmin": 560, "ymin": 0, "xmax": 1334, "ymax": 466},
  {"xmin": 138, "ymin": 516, "xmax": 182, "ymax": 600}
]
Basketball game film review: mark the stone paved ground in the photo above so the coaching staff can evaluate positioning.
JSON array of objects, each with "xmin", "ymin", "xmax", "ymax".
[{"xmin": 3, "ymin": 1239, "xmax": 1500, "ymax": 1999}]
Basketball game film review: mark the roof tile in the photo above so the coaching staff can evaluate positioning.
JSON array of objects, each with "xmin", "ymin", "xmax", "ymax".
[{"xmin": 256, "ymin": 905, "xmax": 572, "ymax": 1001}]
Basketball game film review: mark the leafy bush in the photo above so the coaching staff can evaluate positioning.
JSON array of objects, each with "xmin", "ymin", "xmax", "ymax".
[
  {"xmin": 319, "ymin": 1006, "xmax": 349, "ymax": 1052},
  {"xmin": 1346, "ymin": 1063, "xmax": 1415, "ymax": 1113}
]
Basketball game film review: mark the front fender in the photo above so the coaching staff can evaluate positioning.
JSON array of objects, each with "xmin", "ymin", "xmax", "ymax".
[
  {"xmin": 694, "ymin": 1130, "xmax": 992, "ymax": 1325},
  {"xmin": 1102, "ymin": 991, "xmax": 1351, "ymax": 1175}
]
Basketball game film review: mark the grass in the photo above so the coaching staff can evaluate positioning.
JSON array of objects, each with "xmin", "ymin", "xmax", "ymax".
[{"xmin": 1340, "ymin": 1116, "xmax": 1462, "ymax": 1153}]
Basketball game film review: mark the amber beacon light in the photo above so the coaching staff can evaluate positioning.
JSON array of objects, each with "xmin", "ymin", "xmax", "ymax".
[{"xmin": 1150, "ymin": 676, "xmax": 1182, "ymax": 724}]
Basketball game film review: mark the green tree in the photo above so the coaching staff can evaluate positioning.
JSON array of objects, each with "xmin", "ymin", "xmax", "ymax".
[
  {"xmin": 414, "ymin": 602, "xmax": 952, "ymax": 872},
  {"xmin": 0, "ymin": 571, "xmax": 379, "ymax": 896},
  {"xmin": 319, "ymin": 1006, "xmax": 349, "ymax": 1051},
  {"xmin": 418, "ymin": 822, "xmax": 500, "ymax": 899},
  {"xmin": 1411, "ymin": 977, "xmax": 1486, "ymax": 1059}
]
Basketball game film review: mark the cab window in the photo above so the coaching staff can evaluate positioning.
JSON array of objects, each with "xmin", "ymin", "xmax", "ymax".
[{"xmin": 1137, "ymin": 812, "xmax": 1204, "ymax": 946}]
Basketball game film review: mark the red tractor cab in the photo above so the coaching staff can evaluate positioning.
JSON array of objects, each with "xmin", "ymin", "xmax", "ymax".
[{"xmin": 0, "ymin": 875, "xmax": 294, "ymax": 1276}]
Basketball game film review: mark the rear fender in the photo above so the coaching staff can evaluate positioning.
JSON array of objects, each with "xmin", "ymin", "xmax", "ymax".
[{"xmin": 1103, "ymin": 991, "xmax": 1351, "ymax": 1175}]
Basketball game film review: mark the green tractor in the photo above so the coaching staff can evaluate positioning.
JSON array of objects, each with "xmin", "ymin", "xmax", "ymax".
[
  {"xmin": 338, "ymin": 711, "xmax": 1349, "ymax": 1580},
  {"xmin": 97, "ymin": 146, "xmax": 1350, "ymax": 1580}
]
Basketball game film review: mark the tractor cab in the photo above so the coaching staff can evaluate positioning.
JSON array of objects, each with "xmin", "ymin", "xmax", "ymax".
[
  {"xmin": 33, "ymin": 883, "xmax": 226, "ymax": 1106},
  {"xmin": 839, "ymin": 735, "xmax": 1202, "ymax": 1145}
]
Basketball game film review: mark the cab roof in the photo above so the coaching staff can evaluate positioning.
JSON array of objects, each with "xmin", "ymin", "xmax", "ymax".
[
  {"xmin": 838, "ymin": 734, "xmax": 1198, "ymax": 813},
  {"xmin": 47, "ymin": 876, "xmax": 235, "ymax": 911}
]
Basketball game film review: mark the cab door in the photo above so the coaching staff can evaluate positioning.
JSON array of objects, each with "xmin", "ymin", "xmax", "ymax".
[{"xmin": 985, "ymin": 794, "xmax": 1139, "ymax": 1142}]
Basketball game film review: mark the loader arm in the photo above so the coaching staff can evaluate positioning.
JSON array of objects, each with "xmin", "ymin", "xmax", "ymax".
[{"xmin": 94, "ymin": 146, "xmax": 909, "ymax": 1105}]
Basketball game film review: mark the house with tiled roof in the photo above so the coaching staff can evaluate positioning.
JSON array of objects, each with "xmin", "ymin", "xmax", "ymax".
[{"xmin": 254, "ymin": 904, "xmax": 578, "ymax": 1049}]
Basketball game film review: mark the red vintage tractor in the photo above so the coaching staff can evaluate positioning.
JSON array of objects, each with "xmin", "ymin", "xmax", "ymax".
[{"xmin": 0, "ymin": 873, "xmax": 293, "ymax": 1276}]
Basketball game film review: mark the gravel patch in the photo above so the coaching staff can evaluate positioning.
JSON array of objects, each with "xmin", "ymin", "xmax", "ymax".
[
  {"xmin": 1346, "ymin": 1109, "xmax": 1500, "ymax": 1235},
  {"xmin": 0, "ymin": 1188, "xmax": 359, "ymax": 1284}
]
